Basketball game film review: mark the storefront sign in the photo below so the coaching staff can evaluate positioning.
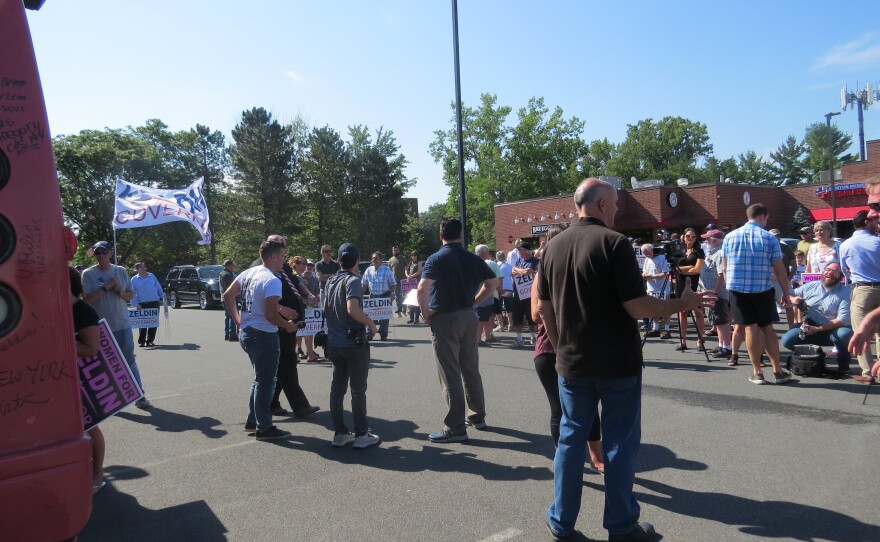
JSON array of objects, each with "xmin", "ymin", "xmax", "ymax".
[
  {"xmin": 531, "ymin": 224, "xmax": 551, "ymax": 235},
  {"xmin": 816, "ymin": 182, "xmax": 866, "ymax": 199}
]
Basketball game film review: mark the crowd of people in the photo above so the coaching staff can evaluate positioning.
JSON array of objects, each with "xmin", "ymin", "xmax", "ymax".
[{"xmin": 68, "ymin": 174, "xmax": 880, "ymax": 541}]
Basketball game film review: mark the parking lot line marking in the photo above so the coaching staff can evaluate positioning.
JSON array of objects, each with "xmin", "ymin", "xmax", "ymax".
[
  {"xmin": 138, "ymin": 440, "xmax": 256, "ymax": 470},
  {"xmin": 145, "ymin": 393, "xmax": 183, "ymax": 402},
  {"xmin": 477, "ymin": 528, "xmax": 522, "ymax": 541}
]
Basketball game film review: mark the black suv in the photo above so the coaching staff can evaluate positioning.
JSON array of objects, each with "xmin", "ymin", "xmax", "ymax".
[{"xmin": 164, "ymin": 265, "xmax": 224, "ymax": 309}]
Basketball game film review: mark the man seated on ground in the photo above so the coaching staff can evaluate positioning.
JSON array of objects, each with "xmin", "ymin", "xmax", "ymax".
[{"xmin": 781, "ymin": 262, "xmax": 853, "ymax": 375}]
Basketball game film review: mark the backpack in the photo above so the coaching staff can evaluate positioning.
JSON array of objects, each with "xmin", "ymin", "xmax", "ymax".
[{"xmin": 785, "ymin": 345, "xmax": 826, "ymax": 377}]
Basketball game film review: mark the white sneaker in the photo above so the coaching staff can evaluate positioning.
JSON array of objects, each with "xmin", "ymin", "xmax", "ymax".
[
  {"xmin": 512, "ymin": 338, "xmax": 524, "ymax": 348},
  {"xmin": 353, "ymin": 431, "xmax": 381, "ymax": 449},
  {"xmin": 332, "ymin": 432, "xmax": 355, "ymax": 447}
]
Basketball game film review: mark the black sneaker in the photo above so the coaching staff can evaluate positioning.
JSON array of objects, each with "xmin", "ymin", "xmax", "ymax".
[
  {"xmin": 244, "ymin": 420, "xmax": 256, "ymax": 436},
  {"xmin": 712, "ymin": 347, "xmax": 732, "ymax": 358},
  {"xmin": 545, "ymin": 521, "xmax": 585, "ymax": 541},
  {"xmin": 428, "ymin": 429, "xmax": 468, "ymax": 443},
  {"xmin": 255, "ymin": 426, "xmax": 290, "ymax": 441},
  {"xmin": 294, "ymin": 405, "xmax": 320, "ymax": 418},
  {"xmin": 608, "ymin": 521, "xmax": 656, "ymax": 541}
]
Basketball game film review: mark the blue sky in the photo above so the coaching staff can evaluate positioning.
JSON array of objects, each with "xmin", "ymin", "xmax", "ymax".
[{"xmin": 27, "ymin": 1, "xmax": 880, "ymax": 209}]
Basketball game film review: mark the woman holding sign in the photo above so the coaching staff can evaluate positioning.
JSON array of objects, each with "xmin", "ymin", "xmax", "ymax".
[{"xmin": 69, "ymin": 266, "xmax": 107, "ymax": 494}]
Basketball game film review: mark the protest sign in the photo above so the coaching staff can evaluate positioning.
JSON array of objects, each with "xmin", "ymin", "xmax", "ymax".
[
  {"xmin": 363, "ymin": 296, "xmax": 394, "ymax": 320},
  {"xmin": 128, "ymin": 307, "xmax": 159, "ymax": 329},
  {"xmin": 400, "ymin": 278, "xmax": 418, "ymax": 295},
  {"xmin": 514, "ymin": 273, "xmax": 533, "ymax": 299},
  {"xmin": 402, "ymin": 289, "xmax": 419, "ymax": 307},
  {"xmin": 296, "ymin": 307, "xmax": 324, "ymax": 337},
  {"xmin": 78, "ymin": 320, "xmax": 143, "ymax": 431},
  {"xmin": 801, "ymin": 273, "xmax": 847, "ymax": 285}
]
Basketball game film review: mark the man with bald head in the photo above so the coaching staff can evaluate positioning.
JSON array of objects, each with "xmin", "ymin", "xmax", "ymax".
[{"xmin": 538, "ymin": 178, "xmax": 715, "ymax": 541}]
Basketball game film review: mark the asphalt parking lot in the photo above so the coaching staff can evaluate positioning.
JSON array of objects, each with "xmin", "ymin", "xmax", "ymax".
[{"xmin": 79, "ymin": 308, "xmax": 880, "ymax": 541}]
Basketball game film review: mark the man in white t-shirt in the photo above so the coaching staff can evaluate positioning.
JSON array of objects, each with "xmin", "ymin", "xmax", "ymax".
[
  {"xmin": 641, "ymin": 244, "xmax": 671, "ymax": 339},
  {"xmin": 495, "ymin": 250, "xmax": 514, "ymax": 332},
  {"xmin": 224, "ymin": 238, "xmax": 299, "ymax": 441}
]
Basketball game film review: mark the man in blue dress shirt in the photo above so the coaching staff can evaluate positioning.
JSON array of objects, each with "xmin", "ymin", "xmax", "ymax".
[{"xmin": 839, "ymin": 208, "xmax": 880, "ymax": 382}]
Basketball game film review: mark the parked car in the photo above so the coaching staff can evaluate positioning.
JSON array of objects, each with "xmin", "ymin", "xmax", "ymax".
[{"xmin": 164, "ymin": 264, "xmax": 224, "ymax": 309}]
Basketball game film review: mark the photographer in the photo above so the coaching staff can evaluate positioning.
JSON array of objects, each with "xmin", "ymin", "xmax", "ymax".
[
  {"xmin": 781, "ymin": 262, "xmax": 852, "ymax": 375},
  {"xmin": 325, "ymin": 243, "xmax": 381, "ymax": 449}
]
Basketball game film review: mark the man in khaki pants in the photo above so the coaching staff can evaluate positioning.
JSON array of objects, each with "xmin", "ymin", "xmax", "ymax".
[{"xmin": 839, "ymin": 195, "xmax": 880, "ymax": 382}]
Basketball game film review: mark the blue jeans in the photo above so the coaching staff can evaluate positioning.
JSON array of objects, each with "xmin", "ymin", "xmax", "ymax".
[
  {"xmin": 548, "ymin": 375, "xmax": 642, "ymax": 536},
  {"xmin": 112, "ymin": 329, "xmax": 144, "ymax": 394},
  {"xmin": 395, "ymin": 280, "xmax": 403, "ymax": 313},
  {"xmin": 224, "ymin": 308, "xmax": 236, "ymax": 338},
  {"xmin": 781, "ymin": 324, "xmax": 853, "ymax": 373},
  {"xmin": 239, "ymin": 328, "xmax": 280, "ymax": 432}
]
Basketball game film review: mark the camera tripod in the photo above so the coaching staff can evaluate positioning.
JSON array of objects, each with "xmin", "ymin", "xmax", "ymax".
[{"xmin": 641, "ymin": 268, "xmax": 712, "ymax": 363}]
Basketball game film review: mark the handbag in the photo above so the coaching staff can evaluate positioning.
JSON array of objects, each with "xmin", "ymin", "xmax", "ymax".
[
  {"xmin": 786, "ymin": 344, "xmax": 826, "ymax": 377},
  {"xmin": 313, "ymin": 311, "xmax": 327, "ymax": 348}
]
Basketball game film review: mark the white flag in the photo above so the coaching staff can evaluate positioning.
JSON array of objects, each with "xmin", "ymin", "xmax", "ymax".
[{"xmin": 113, "ymin": 178, "xmax": 212, "ymax": 245}]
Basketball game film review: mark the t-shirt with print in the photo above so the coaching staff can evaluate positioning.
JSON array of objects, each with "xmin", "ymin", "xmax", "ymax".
[
  {"xmin": 82, "ymin": 264, "xmax": 133, "ymax": 332},
  {"xmin": 325, "ymin": 271, "xmax": 364, "ymax": 347},
  {"xmin": 512, "ymin": 256, "xmax": 539, "ymax": 299},
  {"xmin": 236, "ymin": 265, "xmax": 282, "ymax": 333}
]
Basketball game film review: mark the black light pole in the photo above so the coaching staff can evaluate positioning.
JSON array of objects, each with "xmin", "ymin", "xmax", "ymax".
[
  {"xmin": 825, "ymin": 111, "xmax": 841, "ymax": 237},
  {"xmin": 451, "ymin": 0, "xmax": 467, "ymax": 244}
]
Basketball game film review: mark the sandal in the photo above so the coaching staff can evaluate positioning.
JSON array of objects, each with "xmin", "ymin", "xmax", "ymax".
[
  {"xmin": 307, "ymin": 355, "xmax": 323, "ymax": 363},
  {"xmin": 675, "ymin": 344, "xmax": 688, "ymax": 352},
  {"xmin": 728, "ymin": 356, "xmax": 739, "ymax": 367}
]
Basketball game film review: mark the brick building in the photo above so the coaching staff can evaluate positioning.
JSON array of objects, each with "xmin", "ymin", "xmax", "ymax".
[{"xmin": 493, "ymin": 139, "xmax": 880, "ymax": 250}]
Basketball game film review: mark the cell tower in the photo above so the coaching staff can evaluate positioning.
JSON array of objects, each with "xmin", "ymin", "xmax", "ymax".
[{"xmin": 841, "ymin": 82, "xmax": 879, "ymax": 161}]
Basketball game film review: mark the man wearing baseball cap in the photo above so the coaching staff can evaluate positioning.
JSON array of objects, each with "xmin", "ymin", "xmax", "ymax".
[
  {"xmin": 797, "ymin": 226, "xmax": 816, "ymax": 255},
  {"xmin": 700, "ymin": 230, "xmax": 732, "ymax": 359},
  {"xmin": 81, "ymin": 241, "xmax": 151, "ymax": 409}
]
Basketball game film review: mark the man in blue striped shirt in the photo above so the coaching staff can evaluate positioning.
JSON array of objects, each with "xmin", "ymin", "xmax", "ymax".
[
  {"xmin": 361, "ymin": 252, "xmax": 396, "ymax": 340},
  {"xmin": 721, "ymin": 203, "xmax": 792, "ymax": 385}
]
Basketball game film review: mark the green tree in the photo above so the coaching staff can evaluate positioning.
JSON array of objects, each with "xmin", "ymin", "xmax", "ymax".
[
  {"xmin": 802, "ymin": 122, "xmax": 853, "ymax": 182},
  {"xmin": 606, "ymin": 116, "xmax": 713, "ymax": 184},
  {"xmin": 698, "ymin": 156, "xmax": 738, "ymax": 184},
  {"xmin": 229, "ymin": 107, "xmax": 297, "ymax": 242},
  {"xmin": 582, "ymin": 138, "xmax": 617, "ymax": 179},
  {"xmin": 790, "ymin": 206, "xmax": 813, "ymax": 236},
  {"xmin": 767, "ymin": 135, "xmax": 806, "ymax": 186},
  {"xmin": 430, "ymin": 93, "xmax": 586, "ymax": 245},
  {"xmin": 400, "ymin": 202, "xmax": 446, "ymax": 258},
  {"xmin": 298, "ymin": 125, "xmax": 350, "ymax": 253},
  {"xmin": 736, "ymin": 150, "xmax": 769, "ymax": 184}
]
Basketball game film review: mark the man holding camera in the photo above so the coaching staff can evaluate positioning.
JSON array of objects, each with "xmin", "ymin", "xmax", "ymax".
[
  {"xmin": 325, "ymin": 243, "xmax": 381, "ymax": 449},
  {"xmin": 781, "ymin": 262, "xmax": 852, "ymax": 374}
]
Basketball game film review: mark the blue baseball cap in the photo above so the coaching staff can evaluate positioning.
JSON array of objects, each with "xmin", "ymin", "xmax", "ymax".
[{"xmin": 338, "ymin": 243, "xmax": 359, "ymax": 259}]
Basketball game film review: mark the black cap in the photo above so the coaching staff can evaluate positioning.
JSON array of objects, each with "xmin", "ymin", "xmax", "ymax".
[
  {"xmin": 338, "ymin": 242, "xmax": 359, "ymax": 260},
  {"xmin": 223, "ymin": 259, "xmax": 234, "ymax": 266},
  {"xmin": 516, "ymin": 241, "xmax": 532, "ymax": 251}
]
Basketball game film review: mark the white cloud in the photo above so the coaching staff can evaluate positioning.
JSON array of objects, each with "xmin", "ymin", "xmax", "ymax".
[
  {"xmin": 284, "ymin": 70, "xmax": 304, "ymax": 82},
  {"xmin": 812, "ymin": 33, "xmax": 880, "ymax": 71}
]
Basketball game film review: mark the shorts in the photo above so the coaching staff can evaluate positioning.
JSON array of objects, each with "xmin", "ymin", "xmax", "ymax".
[
  {"xmin": 709, "ymin": 298, "xmax": 730, "ymax": 326},
  {"xmin": 511, "ymin": 296, "xmax": 534, "ymax": 327},
  {"xmin": 729, "ymin": 289, "xmax": 775, "ymax": 327},
  {"xmin": 476, "ymin": 305, "xmax": 493, "ymax": 322},
  {"xmin": 492, "ymin": 298, "xmax": 503, "ymax": 315}
]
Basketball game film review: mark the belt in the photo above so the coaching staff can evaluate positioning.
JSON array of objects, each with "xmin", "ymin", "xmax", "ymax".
[{"xmin": 854, "ymin": 282, "xmax": 880, "ymax": 287}]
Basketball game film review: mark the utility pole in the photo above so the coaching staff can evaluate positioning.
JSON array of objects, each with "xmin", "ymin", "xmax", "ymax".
[{"xmin": 451, "ymin": 0, "xmax": 467, "ymax": 245}]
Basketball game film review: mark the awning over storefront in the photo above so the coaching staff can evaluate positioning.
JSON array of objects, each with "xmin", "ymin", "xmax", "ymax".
[{"xmin": 809, "ymin": 206, "xmax": 868, "ymax": 221}]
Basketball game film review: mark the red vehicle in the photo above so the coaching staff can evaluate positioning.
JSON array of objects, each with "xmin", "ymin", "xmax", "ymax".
[{"xmin": 0, "ymin": 1, "xmax": 93, "ymax": 540}]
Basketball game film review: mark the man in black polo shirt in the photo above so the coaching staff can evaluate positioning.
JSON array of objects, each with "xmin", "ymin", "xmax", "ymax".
[
  {"xmin": 538, "ymin": 178, "xmax": 715, "ymax": 542},
  {"xmin": 417, "ymin": 218, "xmax": 497, "ymax": 443}
]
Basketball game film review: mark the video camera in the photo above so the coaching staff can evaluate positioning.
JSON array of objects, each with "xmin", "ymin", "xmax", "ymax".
[
  {"xmin": 347, "ymin": 326, "xmax": 367, "ymax": 347},
  {"xmin": 653, "ymin": 240, "xmax": 685, "ymax": 268}
]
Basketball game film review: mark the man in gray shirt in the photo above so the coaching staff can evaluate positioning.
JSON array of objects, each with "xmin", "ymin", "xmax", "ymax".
[{"xmin": 81, "ymin": 241, "xmax": 151, "ymax": 409}]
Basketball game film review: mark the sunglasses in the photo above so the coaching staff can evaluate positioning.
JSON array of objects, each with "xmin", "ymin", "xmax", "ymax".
[
  {"xmin": 94, "ymin": 249, "xmax": 109, "ymax": 255},
  {"xmin": 868, "ymin": 202, "xmax": 880, "ymax": 212},
  {"xmin": 322, "ymin": 250, "xmax": 331, "ymax": 253}
]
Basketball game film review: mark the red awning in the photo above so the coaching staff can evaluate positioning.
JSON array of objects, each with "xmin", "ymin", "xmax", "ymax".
[{"xmin": 810, "ymin": 206, "xmax": 868, "ymax": 221}]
